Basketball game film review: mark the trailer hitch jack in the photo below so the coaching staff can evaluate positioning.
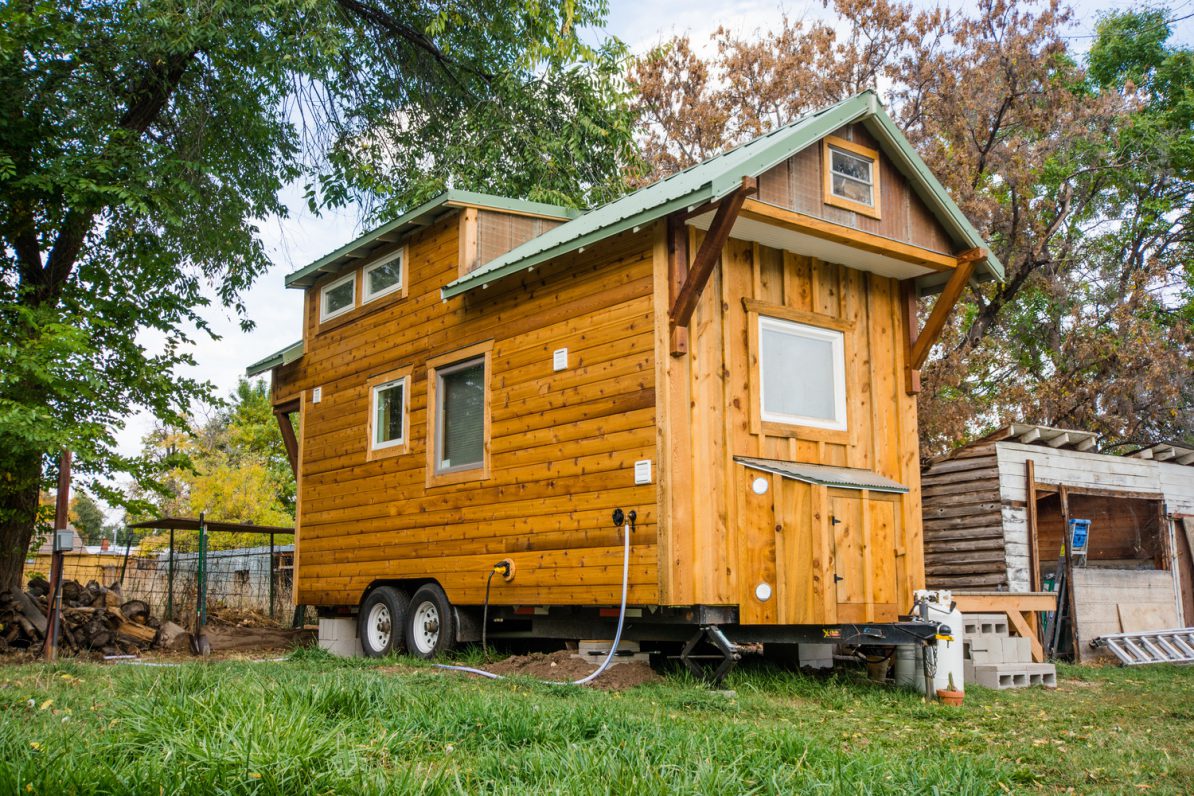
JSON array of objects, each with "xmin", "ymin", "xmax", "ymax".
[{"xmin": 680, "ymin": 625, "xmax": 741, "ymax": 685}]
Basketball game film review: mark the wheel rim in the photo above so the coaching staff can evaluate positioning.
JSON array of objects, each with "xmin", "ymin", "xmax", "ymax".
[
  {"xmin": 366, "ymin": 603, "xmax": 391, "ymax": 652},
  {"xmin": 411, "ymin": 600, "xmax": 440, "ymax": 655}
]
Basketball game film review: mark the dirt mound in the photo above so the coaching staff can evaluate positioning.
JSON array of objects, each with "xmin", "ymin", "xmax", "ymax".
[{"xmin": 478, "ymin": 649, "xmax": 660, "ymax": 690}]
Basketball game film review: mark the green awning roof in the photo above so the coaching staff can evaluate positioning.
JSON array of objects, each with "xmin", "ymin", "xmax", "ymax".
[
  {"xmin": 284, "ymin": 190, "xmax": 580, "ymax": 289},
  {"xmin": 736, "ymin": 456, "xmax": 909, "ymax": 494},
  {"xmin": 443, "ymin": 91, "xmax": 1002, "ymax": 299},
  {"xmin": 246, "ymin": 339, "xmax": 303, "ymax": 377}
]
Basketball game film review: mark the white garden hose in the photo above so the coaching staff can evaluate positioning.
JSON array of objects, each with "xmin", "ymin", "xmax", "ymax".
[{"xmin": 433, "ymin": 521, "xmax": 632, "ymax": 686}]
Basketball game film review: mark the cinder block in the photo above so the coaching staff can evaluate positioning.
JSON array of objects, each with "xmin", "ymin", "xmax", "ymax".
[
  {"xmin": 575, "ymin": 639, "xmax": 649, "ymax": 665},
  {"xmin": 798, "ymin": 643, "xmax": 834, "ymax": 670},
  {"xmin": 963, "ymin": 659, "xmax": 975, "ymax": 685},
  {"xmin": 1025, "ymin": 663, "xmax": 1057, "ymax": 688},
  {"xmin": 1004, "ymin": 635, "xmax": 1032, "ymax": 663},
  {"xmin": 963, "ymin": 613, "xmax": 1009, "ymax": 636},
  {"xmin": 318, "ymin": 617, "xmax": 362, "ymax": 657},
  {"xmin": 973, "ymin": 664, "xmax": 1030, "ymax": 690}
]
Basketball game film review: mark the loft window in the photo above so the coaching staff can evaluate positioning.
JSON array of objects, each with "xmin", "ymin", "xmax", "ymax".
[
  {"xmin": 823, "ymin": 135, "xmax": 881, "ymax": 218},
  {"xmin": 370, "ymin": 376, "xmax": 408, "ymax": 450},
  {"xmin": 435, "ymin": 358, "xmax": 485, "ymax": 472},
  {"xmin": 758, "ymin": 315, "xmax": 847, "ymax": 431},
  {"xmin": 362, "ymin": 248, "xmax": 404, "ymax": 302},
  {"xmin": 320, "ymin": 273, "xmax": 355, "ymax": 321}
]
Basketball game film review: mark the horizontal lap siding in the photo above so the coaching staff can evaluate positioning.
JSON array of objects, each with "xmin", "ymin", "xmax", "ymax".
[{"xmin": 275, "ymin": 217, "xmax": 660, "ymax": 607}]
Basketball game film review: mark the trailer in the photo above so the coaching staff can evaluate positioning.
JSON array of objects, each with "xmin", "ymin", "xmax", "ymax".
[{"xmin": 247, "ymin": 91, "xmax": 1001, "ymax": 678}]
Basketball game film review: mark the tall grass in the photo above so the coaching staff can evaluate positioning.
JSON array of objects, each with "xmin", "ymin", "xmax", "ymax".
[{"xmin": 1, "ymin": 656, "xmax": 1191, "ymax": 794}]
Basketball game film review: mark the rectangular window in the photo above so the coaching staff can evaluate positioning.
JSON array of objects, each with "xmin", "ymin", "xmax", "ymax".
[
  {"xmin": 822, "ymin": 135, "xmax": 881, "ymax": 219},
  {"xmin": 435, "ymin": 357, "xmax": 485, "ymax": 473},
  {"xmin": 758, "ymin": 315, "xmax": 847, "ymax": 431},
  {"xmin": 362, "ymin": 248, "xmax": 404, "ymax": 302},
  {"xmin": 320, "ymin": 273, "xmax": 355, "ymax": 321},
  {"xmin": 370, "ymin": 376, "xmax": 407, "ymax": 450}
]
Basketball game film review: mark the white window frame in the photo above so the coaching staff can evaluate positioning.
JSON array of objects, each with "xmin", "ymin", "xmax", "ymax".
[
  {"xmin": 319, "ymin": 272, "xmax": 356, "ymax": 322},
  {"xmin": 362, "ymin": 248, "xmax": 404, "ymax": 303},
  {"xmin": 370, "ymin": 375, "xmax": 408, "ymax": 451},
  {"xmin": 828, "ymin": 146, "xmax": 875, "ymax": 207},
  {"xmin": 757, "ymin": 315, "xmax": 848, "ymax": 431},
  {"xmin": 434, "ymin": 355, "xmax": 486, "ymax": 474}
]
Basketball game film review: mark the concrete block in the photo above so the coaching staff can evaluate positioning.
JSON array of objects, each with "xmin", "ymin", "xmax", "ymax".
[
  {"xmin": 963, "ymin": 613, "xmax": 1010, "ymax": 636},
  {"xmin": 963, "ymin": 659, "xmax": 975, "ymax": 686},
  {"xmin": 318, "ymin": 617, "xmax": 362, "ymax": 658},
  {"xmin": 1004, "ymin": 635, "xmax": 1032, "ymax": 663},
  {"xmin": 798, "ymin": 643, "xmax": 834, "ymax": 670},
  {"xmin": 1025, "ymin": 663, "xmax": 1058, "ymax": 688},
  {"xmin": 574, "ymin": 639, "xmax": 649, "ymax": 665},
  {"xmin": 964, "ymin": 634, "xmax": 1003, "ymax": 660},
  {"xmin": 973, "ymin": 664, "xmax": 1030, "ymax": 690}
]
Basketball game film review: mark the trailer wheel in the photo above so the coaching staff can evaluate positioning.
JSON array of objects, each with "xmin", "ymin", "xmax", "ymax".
[
  {"xmin": 358, "ymin": 586, "xmax": 409, "ymax": 657},
  {"xmin": 406, "ymin": 583, "xmax": 456, "ymax": 659}
]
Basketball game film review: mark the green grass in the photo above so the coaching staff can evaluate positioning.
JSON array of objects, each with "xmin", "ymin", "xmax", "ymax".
[{"xmin": 1, "ymin": 651, "xmax": 1191, "ymax": 794}]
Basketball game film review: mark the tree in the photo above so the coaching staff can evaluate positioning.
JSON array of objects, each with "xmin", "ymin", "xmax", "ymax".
[
  {"xmin": 0, "ymin": 0, "xmax": 639, "ymax": 589},
  {"xmin": 70, "ymin": 491, "xmax": 107, "ymax": 545},
  {"xmin": 628, "ymin": 0, "xmax": 1192, "ymax": 455}
]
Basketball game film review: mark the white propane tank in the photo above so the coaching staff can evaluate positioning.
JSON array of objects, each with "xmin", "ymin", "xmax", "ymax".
[{"xmin": 909, "ymin": 589, "xmax": 965, "ymax": 694}]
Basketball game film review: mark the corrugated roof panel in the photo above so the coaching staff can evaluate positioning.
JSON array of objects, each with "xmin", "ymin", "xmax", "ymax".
[
  {"xmin": 735, "ymin": 456, "xmax": 909, "ymax": 493},
  {"xmin": 246, "ymin": 339, "xmax": 303, "ymax": 377}
]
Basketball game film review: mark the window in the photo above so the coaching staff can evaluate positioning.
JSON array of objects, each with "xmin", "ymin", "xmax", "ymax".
[
  {"xmin": 426, "ymin": 341, "xmax": 492, "ymax": 483},
  {"xmin": 320, "ymin": 273, "xmax": 355, "ymax": 321},
  {"xmin": 370, "ymin": 375, "xmax": 407, "ymax": 450},
  {"xmin": 822, "ymin": 135, "xmax": 881, "ymax": 218},
  {"xmin": 362, "ymin": 248, "xmax": 404, "ymax": 302},
  {"xmin": 758, "ymin": 315, "xmax": 847, "ymax": 431}
]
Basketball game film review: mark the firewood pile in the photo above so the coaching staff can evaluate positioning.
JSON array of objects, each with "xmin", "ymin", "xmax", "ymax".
[{"xmin": 0, "ymin": 577, "xmax": 179, "ymax": 656}]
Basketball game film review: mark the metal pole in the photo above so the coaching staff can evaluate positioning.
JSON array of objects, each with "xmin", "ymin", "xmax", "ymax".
[
  {"xmin": 119, "ymin": 527, "xmax": 132, "ymax": 585},
  {"xmin": 198, "ymin": 512, "xmax": 207, "ymax": 628},
  {"xmin": 268, "ymin": 532, "xmax": 276, "ymax": 621},
  {"xmin": 167, "ymin": 528, "xmax": 175, "ymax": 622},
  {"xmin": 43, "ymin": 450, "xmax": 71, "ymax": 660}
]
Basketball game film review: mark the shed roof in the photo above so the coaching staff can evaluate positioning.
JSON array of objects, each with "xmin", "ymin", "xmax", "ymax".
[
  {"xmin": 284, "ymin": 190, "xmax": 579, "ymax": 289},
  {"xmin": 1128, "ymin": 442, "xmax": 1194, "ymax": 466},
  {"xmin": 735, "ymin": 456, "xmax": 909, "ymax": 493},
  {"xmin": 934, "ymin": 423, "xmax": 1194, "ymax": 469},
  {"xmin": 443, "ymin": 90, "xmax": 1002, "ymax": 299},
  {"xmin": 246, "ymin": 339, "xmax": 304, "ymax": 378}
]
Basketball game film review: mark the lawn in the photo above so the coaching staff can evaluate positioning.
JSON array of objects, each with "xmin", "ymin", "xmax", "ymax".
[{"xmin": 1, "ymin": 650, "xmax": 1191, "ymax": 795}]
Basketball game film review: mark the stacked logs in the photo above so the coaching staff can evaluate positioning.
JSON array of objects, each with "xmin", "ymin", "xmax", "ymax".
[{"xmin": 0, "ymin": 577, "xmax": 170, "ymax": 656}]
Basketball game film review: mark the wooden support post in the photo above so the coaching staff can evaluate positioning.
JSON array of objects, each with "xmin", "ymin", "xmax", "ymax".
[
  {"xmin": 43, "ymin": 450, "xmax": 71, "ymax": 660},
  {"xmin": 1059, "ymin": 486, "xmax": 1081, "ymax": 660},
  {"xmin": 908, "ymin": 251, "xmax": 981, "ymax": 370},
  {"xmin": 269, "ymin": 532, "xmax": 276, "ymax": 621},
  {"xmin": 275, "ymin": 407, "xmax": 300, "ymax": 478},
  {"xmin": 1026, "ymin": 460, "xmax": 1040, "ymax": 593},
  {"xmin": 167, "ymin": 528, "xmax": 175, "ymax": 622},
  {"xmin": 900, "ymin": 280, "xmax": 921, "ymax": 394},
  {"xmin": 669, "ymin": 177, "xmax": 757, "ymax": 333}
]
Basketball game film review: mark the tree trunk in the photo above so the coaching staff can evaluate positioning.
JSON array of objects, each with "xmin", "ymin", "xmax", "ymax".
[{"xmin": 0, "ymin": 452, "xmax": 43, "ymax": 592}]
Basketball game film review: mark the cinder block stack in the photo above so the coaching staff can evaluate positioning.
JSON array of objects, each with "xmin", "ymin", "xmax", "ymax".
[
  {"xmin": 962, "ymin": 613, "xmax": 1056, "ymax": 690},
  {"xmin": 318, "ymin": 616, "xmax": 363, "ymax": 658}
]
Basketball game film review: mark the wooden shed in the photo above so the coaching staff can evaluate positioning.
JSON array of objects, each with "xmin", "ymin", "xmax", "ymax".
[
  {"xmin": 248, "ymin": 91, "xmax": 1002, "ymax": 665},
  {"xmin": 922, "ymin": 424, "xmax": 1194, "ymax": 662}
]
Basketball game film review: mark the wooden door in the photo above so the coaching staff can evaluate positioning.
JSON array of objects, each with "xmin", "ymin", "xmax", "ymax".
[{"xmin": 828, "ymin": 488, "xmax": 901, "ymax": 623}]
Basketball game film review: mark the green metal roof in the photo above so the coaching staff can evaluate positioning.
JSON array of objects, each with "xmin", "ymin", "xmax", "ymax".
[
  {"xmin": 442, "ymin": 91, "xmax": 1003, "ymax": 299},
  {"xmin": 285, "ymin": 190, "xmax": 580, "ymax": 289},
  {"xmin": 246, "ymin": 339, "xmax": 304, "ymax": 377}
]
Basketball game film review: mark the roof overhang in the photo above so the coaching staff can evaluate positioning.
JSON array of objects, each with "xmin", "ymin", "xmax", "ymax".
[
  {"xmin": 736, "ymin": 456, "xmax": 909, "ymax": 493},
  {"xmin": 246, "ymin": 339, "xmax": 303, "ymax": 377},
  {"xmin": 443, "ymin": 90, "xmax": 1003, "ymax": 300},
  {"xmin": 127, "ymin": 516, "xmax": 294, "ymax": 534},
  {"xmin": 285, "ymin": 190, "xmax": 579, "ymax": 290}
]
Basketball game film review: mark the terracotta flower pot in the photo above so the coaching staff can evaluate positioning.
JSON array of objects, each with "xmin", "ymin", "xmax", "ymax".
[{"xmin": 936, "ymin": 688, "xmax": 964, "ymax": 707}]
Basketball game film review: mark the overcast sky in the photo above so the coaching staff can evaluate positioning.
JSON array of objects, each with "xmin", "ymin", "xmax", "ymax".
[{"xmin": 102, "ymin": 0, "xmax": 1193, "ymax": 516}]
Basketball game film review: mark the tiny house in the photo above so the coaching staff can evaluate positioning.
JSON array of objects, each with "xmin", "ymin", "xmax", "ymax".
[
  {"xmin": 922, "ymin": 424, "xmax": 1194, "ymax": 662},
  {"xmin": 248, "ymin": 92, "xmax": 1001, "ymax": 668}
]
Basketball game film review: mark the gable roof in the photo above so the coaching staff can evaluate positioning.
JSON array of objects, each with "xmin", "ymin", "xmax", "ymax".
[
  {"xmin": 285, "ymin": 190, "xmax": 580, "ymax": 289},
  {"xmin": 442, "ymin": 90, "xmax": 1002, "ymax": 300}
]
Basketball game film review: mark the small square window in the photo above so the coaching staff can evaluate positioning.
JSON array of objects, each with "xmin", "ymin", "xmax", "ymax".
[
  {"xmin": 758, "ymin": 316, "xmax": 847, "ymax": 431},
  {"xmin": 823, "ymin": 135, "xmax": 881, "ymax": 219},
  {"xmin": 363, "ymin": 249, "xmax": 404, "ymax": 302},
  {"xmin": 435, "ymin": 357, "xmax": 486, "ymax": 473},
  {"xmin": 320, "ymin": 273, "xmax": 355, "ymax": 321},
  {"xmin": 371, "ymin": 376, "xmax": 407, "ymax": 450}
]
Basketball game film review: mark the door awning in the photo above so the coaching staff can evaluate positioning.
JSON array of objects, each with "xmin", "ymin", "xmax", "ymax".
[{"xmin": 735, "ymin": 456, "xmax": 908, "ymax": 494}]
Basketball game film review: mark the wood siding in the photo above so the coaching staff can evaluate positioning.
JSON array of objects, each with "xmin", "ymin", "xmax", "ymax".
[
  {"xmin": 756, "ymin": 123, "xmax": 955, "ymax": 255},
  {"xmin": 921, "ymin": 443, "xmax": 1009, "ymax": 591},
  {"xmin": 273, "ymin": 214, "xmax": 660, "ymax": 608},
  {"xmin": 655, "ymin": 228, "xmax": 925, "ymax": 622}
]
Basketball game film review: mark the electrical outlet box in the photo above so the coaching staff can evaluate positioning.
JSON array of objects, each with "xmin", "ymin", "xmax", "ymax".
[
  {"xmin": 634, "ymin": 459, "xmax": 652, "ymax": 485},
  {"xmin": 53, "ymin": 529, "xmax": 73, "ymax": 552},
  {"xmin": 553, "ymin": 348, "xmax": 568, "ymax": 372},
  {"xmin": 312, "ymin": 386, "xmax": 322, "ymax": 404}
]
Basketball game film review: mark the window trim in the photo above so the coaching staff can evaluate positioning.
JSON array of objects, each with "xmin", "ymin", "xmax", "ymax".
[
  {"xmin": 755, "ymin": 313, "xmax": 849, "ymax": 433},
  {"xmin": 367, "ymin": 369, "xmax": 411, "ymax": 459},
  {"xmin": 822, "ymin": 135, "xmax": 882, "ymax": 220},
  {"xmin": 426, "ymin": 341, "xmax": 493, "ymax": 486},
  {"xmin": 361, "ymin": 245, "xmax": 407, "ymax": 304},
  {"xmin": 319, "ymin": 272, "xmax": 357, "ymax": 322}
]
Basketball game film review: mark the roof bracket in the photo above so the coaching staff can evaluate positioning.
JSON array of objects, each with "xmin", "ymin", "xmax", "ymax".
[
  {"xmin": 907, "ymin": 249, "xmax": 983, "ymax": 370},
  {"xmin": 668, "ymin": 177, "xmax": 757, "ymax": 355}
]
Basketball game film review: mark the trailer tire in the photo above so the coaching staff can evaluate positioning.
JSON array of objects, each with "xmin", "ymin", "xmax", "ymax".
[
  {"xmin": 406, "ymin": 583, "xmax": 456, "ymax": 659},
  {"xmin": 358, "ymin": 586, "xmax": 409, "ymax": 657}
]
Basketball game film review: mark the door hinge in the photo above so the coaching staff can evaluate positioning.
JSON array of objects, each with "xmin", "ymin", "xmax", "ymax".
[{"xmin": 830, "ymin": 515, "xmax": 842, "ymax": 526}]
